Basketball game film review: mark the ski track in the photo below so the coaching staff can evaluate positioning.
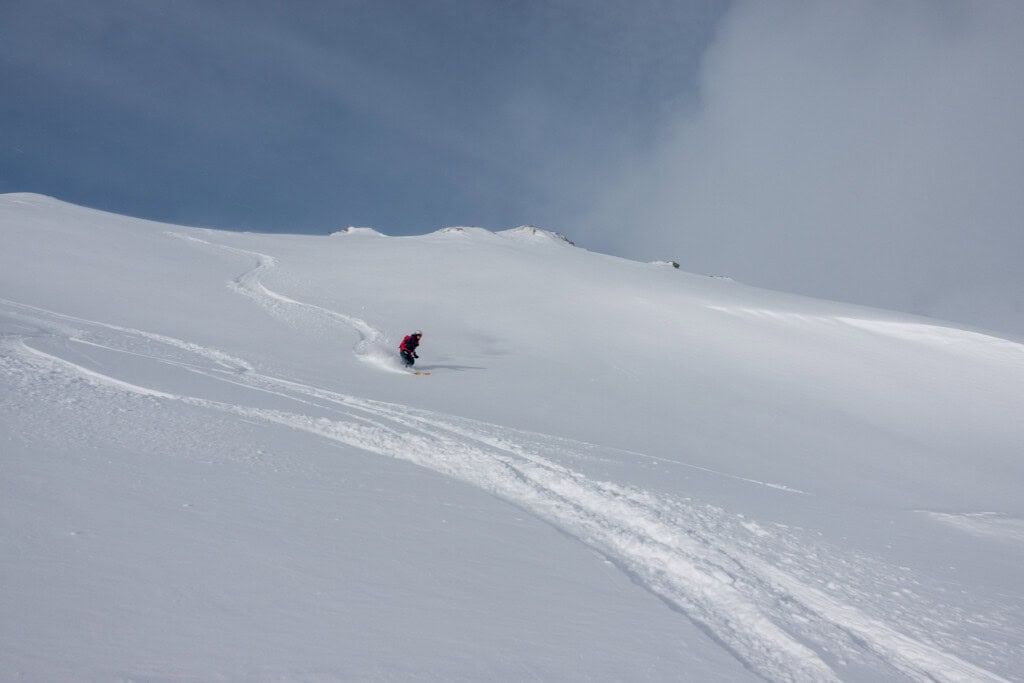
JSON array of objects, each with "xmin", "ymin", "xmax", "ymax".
[
  {"xmin": 0, "ymin": 236, "xmax": 1017, "ymax": 682},
  {"xmin": 166, "ymin": 232, "xmax": 398, "ymax": 371}
]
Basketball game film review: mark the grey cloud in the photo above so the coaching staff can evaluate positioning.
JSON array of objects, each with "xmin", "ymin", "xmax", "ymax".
[{"xmin": 585, "ymin": 0, "xmax": 1024, "ymax": 336}]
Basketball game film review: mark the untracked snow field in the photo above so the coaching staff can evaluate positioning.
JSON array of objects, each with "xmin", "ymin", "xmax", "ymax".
[{"xmin": 2, "ymin": 194, "xmax": 1023, "ymax": 681}]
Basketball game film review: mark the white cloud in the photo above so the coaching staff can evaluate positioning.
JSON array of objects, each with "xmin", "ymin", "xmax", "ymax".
[{"xmin": 590, "ymin": 0, "xmax": 1024, "ymax": 335}]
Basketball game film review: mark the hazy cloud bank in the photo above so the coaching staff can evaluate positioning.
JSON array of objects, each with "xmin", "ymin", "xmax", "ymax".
[{"xmin": 587, "ymin": 1, "xmax": 1024, "ymax": 335}]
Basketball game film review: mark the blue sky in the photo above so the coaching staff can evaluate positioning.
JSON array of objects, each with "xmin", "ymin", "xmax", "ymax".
[
  {"xmin": 1, "ymin": 0, "xmax": 724, "ymax": 234},
  {"xmin": 3, "ymin": 1, "xmax": 1023, "ymax": 335}
]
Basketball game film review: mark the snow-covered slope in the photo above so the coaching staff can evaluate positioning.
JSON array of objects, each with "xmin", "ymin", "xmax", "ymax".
[{"xmin": 1, "ymin": 193, "xmax": 1022, "ymax": 682}]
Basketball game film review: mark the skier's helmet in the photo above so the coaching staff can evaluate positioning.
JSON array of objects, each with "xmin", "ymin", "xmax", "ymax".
[{"xmin": 414, "ymin": 330, "xmax": 423, "ymax": 336}]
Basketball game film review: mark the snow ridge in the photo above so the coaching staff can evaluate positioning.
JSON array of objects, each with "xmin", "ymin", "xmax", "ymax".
[{"xmin": 498, "ymin": 225, "xmax": 576, "ymax": 245}]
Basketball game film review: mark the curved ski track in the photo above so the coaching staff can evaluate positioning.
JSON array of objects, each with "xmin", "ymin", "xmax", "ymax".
[
  {"xmin": 0, "ymin": 233, "xmax": 1016, "ymax": 682},
  {"xmin": 167, "ymin": 232, "xmax": 395, "ymax": 370}
]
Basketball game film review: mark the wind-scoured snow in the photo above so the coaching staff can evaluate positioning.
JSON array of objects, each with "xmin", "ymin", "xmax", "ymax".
[{"xmin": 1, "ymin": 194, "xmax": 1022, "ymax": 682}]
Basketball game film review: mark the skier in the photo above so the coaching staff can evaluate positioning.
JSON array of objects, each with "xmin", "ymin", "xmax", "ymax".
[{"xmin": 399, "ymin": 330, "xmax": 423, "ymax": 367}]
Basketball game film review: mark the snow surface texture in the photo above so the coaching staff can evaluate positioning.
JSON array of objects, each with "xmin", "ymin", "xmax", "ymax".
[{"xmin": 1, "ymin": 194, "xmax": 1022, "ymax": 682}]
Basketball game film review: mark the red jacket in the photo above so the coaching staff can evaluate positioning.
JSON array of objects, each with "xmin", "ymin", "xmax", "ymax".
[{"xmin": 400, "ymin": 334, "xmax": 421, "ymax": 353}]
